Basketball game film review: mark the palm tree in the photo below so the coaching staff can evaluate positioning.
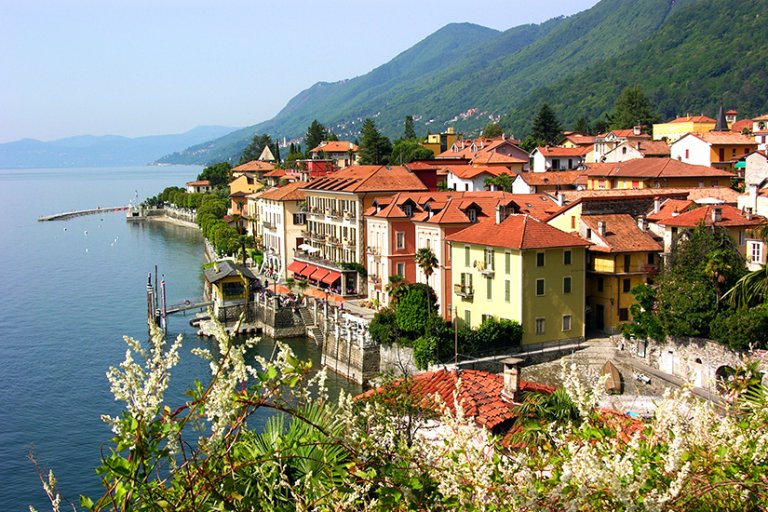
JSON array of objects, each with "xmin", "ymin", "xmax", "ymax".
[
  {"xmin": 415, "ymin": 247, "xmax": 439, "ymax": 287},
  {"xmin": 509, "ymin": 389, "xmax": 581, "ymax": 448},
  {"xmin": 723, "ymin": 265, "xmax": 768, "ymax": 309}
]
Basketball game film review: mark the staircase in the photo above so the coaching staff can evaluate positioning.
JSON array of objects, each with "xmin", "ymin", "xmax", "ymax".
[
  {"xmin": 310, "ymin": 326, "xmax": 325, "ymax": 345},
  {"xmin": 298, "ymin": 307, "xmax": 315, "ymax": 326}
]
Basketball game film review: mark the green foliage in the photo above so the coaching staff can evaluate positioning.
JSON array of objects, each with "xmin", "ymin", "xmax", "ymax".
[
  {"xmin": 413, "ymin": 335, "xmax": 440, "ymax": 370},
  {"xmin": 476, "ymin": 317, "xmax": 523, "ymax": 348},
  {"xmin": 304, "ymin": 120, "xmax": 328, "ymax": 157},
  {"xmin": 710, "ymin": 305, "xmax": 768, "ymax": 350},
  {"xmin": 609, "ymin": 85, "xmax": 658, "ymax": 131},
  {"xmin": 481, "ymin": 122, "xmax": 504, "ymax": 138},
  {"xmin": 484, "ymin": 172, "xmax": 514, "ymax": 192},
  {"xmin": 389, "ymin": 139, "xmax": 434, "ymax": 165},
  {"xmin": 510, "ymin": 388, "xmax": 581, "ymax": 447},
  {"xmin": 339, "ymin": 261, "xmax": 367, "ymax": 278},
  {"xmin": 530, "ymin": 103, "xmax": 562, "ymax": 146},
  {"xmin": 197, "ymin": 161, "xmax": 232, "ymax": 188},
  {"xmin": 239, "ymin": 133, "xmax": 279, "ymax": 165},
  {"xmin": 394, "ymin": 285, "xmax": 438, "ymax": 336},
  {"xmin": 621, "ymin": 284, "xmax": 665, "ymax": 341},
  {"xmin": 369, "ymin": 307, "xmax": 400, "ymax": 346},
  {"xmin": 358, "ymin": 118, "xmax": 392, "ymax": 165},
  {"xmin": 573, "ymin": 116, "xmax": 591, "ymax": 134},
  {"xmin": 403, "ymin": 115, "xmax": 416, "ymax": 140}
]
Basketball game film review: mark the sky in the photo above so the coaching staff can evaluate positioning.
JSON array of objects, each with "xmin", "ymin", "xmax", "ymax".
[{"xmin": 0, "ymin": 0, "xmax": 598, "ymax": 144}]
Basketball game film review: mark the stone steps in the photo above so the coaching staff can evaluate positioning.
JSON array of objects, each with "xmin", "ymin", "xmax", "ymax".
[{"xmin": 298, "ymin": 307, "xmax": 315, "ymax": 326}]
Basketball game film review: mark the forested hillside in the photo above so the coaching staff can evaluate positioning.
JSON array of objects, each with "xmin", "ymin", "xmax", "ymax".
[{"xmin": 159, "ymin": 0, "xmax": 766, "ymax": 165}]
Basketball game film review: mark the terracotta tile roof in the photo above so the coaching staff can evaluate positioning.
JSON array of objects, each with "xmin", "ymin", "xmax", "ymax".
[
  {"xmin": 686, "ymin": 132, "xmax": 757, "ymax": 145},
  {"xmin": 231, "ymin": 160, "xmax": 275, "ymax": 172},
  {"xmin": 556, "ymin": 187, "xmax": 737, "ymax": 210},
  {"xmin": 658, "ymin": 204, "xmax": 766, "ymax": 228},
  {"xmin": 669, "ymin": 115, "xmax": 716, "ymax": 124},
  {"xmin": 562, "ymin": 131, "xmax": 596, "ymax": 145},
  {"xmin": 684, "ymin": 187, "xmax": 739, "ymax": 203},
  {"xmin": 516, "ymin": 171, "xmax": 586, "ymax": 187},
  {"xmin": 357, "ymin": 369, "xmax": 554, "ymax": 431},
  {"xmin": 186, "ymin": 180, "xmax": 210, "ymax": 186},
  {"xmin": 263, "ymin": 168, "xmax": 287, "ymax": 177},
  {"xmin": 731, "ymin": 119, "xmax": 753, "ymax": 134},
  {"xmin": 309, "ymin": 141, "xmax": 359, "ymax": 153},
  {"xmin": 536, "ymin": 145, "xmax": 593, "ymax": 157},
  {"xmin": 301, "ymin": 165, "xmax": 428, "ymax": 194},
  {"xmin": 446, "ymin": 214, "xmax": 590, "ymax": 250},
  {"xmin": 470, "ymin": 151, "xmax": 528, "ymax": 165},
  {"xmin": 255, "ymin": 181, "xmax": 306, "ymax": 202},
  {"xmin": 444, "ymin": 165, "xmax": 515, "ymax": 180},
  {"xmin": 646, "ymin": 199, "xmax": 695, "ymax": 221},
  {"xmin": 583, "ymin": 158, "xmax": 734, "ymax": 179},
  {"xmin": 633, "ymin": 140, "xmax": 671, "ymax": 156},
  {"xmin": 403, "ymin": 192, "xmax": 559, "ymax": 225},
  {"xmin": 582, "ymin": 214, "xmax": 662, "ymax": 253},
  {"xmin": 601, "ymin": 129, "xmax": 651, "ymax": 139}
]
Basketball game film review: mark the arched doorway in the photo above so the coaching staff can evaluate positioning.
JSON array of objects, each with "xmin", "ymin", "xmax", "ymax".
[
  {"xmin": 715, "ymin": 365, "xmax": 736, "ymax": 393},
  {"xmin": 692, "ymin": 358, "xmax": 704, "ymax": 388}
]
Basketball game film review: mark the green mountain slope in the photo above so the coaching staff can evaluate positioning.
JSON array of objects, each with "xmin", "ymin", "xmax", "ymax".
[
  {"xmin": 161, "ymin": 0, "xmax": 764, "ymax": 165},
  {"xmin": 501, "ymin": 0, "xmax": 768, "ymax": 134}
]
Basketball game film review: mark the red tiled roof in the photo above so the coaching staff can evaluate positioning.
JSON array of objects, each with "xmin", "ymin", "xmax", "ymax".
[
  {"xmin": 646, "ymin": 199, "xmax": 695, "ymax": 222},
  {"xmin": 231, "ymin": 160, "xmax": 275, "ymax": 172},
  {"xmin": 263, "ymin": 168, "xmax": 287, "ymax": 178},
  {"xmin": 470, "ymin": 152, "xmax": 528, "ymax": 165},
  {"xmin": 536, "ymin": 145, "xmax": 593, "ymax": 157},
  {"xmin": 601, "ymin": 129, "xmax": 651, "ymax": 139},
  {"xmin": 446, "ymin": 214, "xmax": 590, "ymax": 250},
  {"xmin": 658, "ymin": 204, "xmax": 766, "ymax": 228},
  {"xmin": 668, "ymin": 115, "xmax": 716, "ymax": 124},
  {"xmin": 516, "ymin": 171, "xmax": 586, "ymax": 187},
  {"xmin": 256, "ymin": 181, "xmax": 306, "ymax": 201},
  {"xmin": 186, "ymin": 180, "xmax": 210, "ymax": 186},
  {"xmin": 444, "ymin": 165, "xmax": 516, "ymax": 180},
  {"xmin": 685, "ymin": 132, "xmax": 757, "ymax": 145},
  {"xmin": 582, "ymin": 158, "xmax": 734, "ymax": 179},
  {"xmin": 357, "ymin": 369, "xmax": 554, "ymax": 431},
  {"xmin": 582, "ymin": 214, "xmax": 662, "ymax": 253},
  {"xmin": 310, "ymin": 141, "xmax": 359, "ymax": 153},
  {"xmin": 731, "ymin": 119, "xmax": 753, "ymax": 134},
  {"xmin": 301, "ymin": 165, "xmax": 428, "ymax": 194}
]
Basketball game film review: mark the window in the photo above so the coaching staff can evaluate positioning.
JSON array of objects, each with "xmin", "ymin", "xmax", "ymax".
[
  {"xmin": 396, "ymin": 231, "xmax": 405, "ymax": 250},
  {"xmin": 293, "ymin": 213, "xmax": 306, "ymax": 225},
  {"xmin": 482, "ymin": 314, "xmax": 494, "ymax": 324},
  {"xmin": 464, "ymin": 310, "xmax": 472, "ymax": 326},
  {"xmin": 396, "ymin": 263, "xmax": 405, "ymax": 277},
  {"xmin": 536, "ymin": 278, "xmax": 545, "ymax": 296},
  {"xmin": 535, "ymin": 318, "xmax": 545, "ymax": 334},
  {"xmin": 732, "ymin": 148, "xmax": 737, "ymax": 157},
  {"xmin": 623, "ymin": 278, "xmax": 631, "ymax": 293},
  {"xmin": 622, "ymin": 147, "xmax": 627, "ymax": 155},
  {"xmin": 552, "ymin": 158, "xmax": 560, "ymax": 170},
  {"xmin": 563, "ymin": 276, "xmax": 572, "ymax": 294},
  {"xmin": 562, "ymin": 315, "xmax": 572, "ymax": 331},
  {"xmin": 505, "ymin": 280, "xmax": 511, "ymax": 302},
  {"xmin": 685, "ymin": 149, "xmax": 689, "ymax": 159},
  {"xmin": 571, "ymin": 216, "xmax": 576, "ymax": 229},
  {"xmin": 505, "ymin": 252, "xmax": 511, "ymax": 273},
  {"xmin": 464, "ymin": 245, "xmax": 471, "ymax": 266},
  {"xmin": 486, "ymin": 278, "xmax": 493, "ymax": 300},
  {"xmin": 586, "ymin": 228, "xmax": 592, "ymax": 240},
  {"xmin": 750, "ymin": 241, "xmax": 763, "ymax": 263},
  {"xmin": 222, "ymin": 281, "xmax": 245, "ymax": 298},
  {"xmin": 485, "ymin": 247, "xmax": 495, "ymax": 270},
  {"xmin": 597, "ymin": 277, "xmax": 604, "ymax": 292},
  {"xmin": 631, "ymin": 180, "xmax": 640, "ymax": 189},
  {"xmin": 624, "ymin": 255, "xmax": 631, "ymax": 272},
  {"xmin": 536, "ymin": 252, "xmax": 545, "ymax": 267},
  {"xmin": 619, "ymin": 308, "xmax": 630, "ymax": 321},
  {"xmin": 564, "ymin": 250, "xmax": 572, "ymax": 265},
  {"xmin": 403, "ymin": 204, "xmax": 413, "ymax": 217},
  {"xmin": 467, "ymin": 208, "xmax": 477, "ymax": 222},
  {"xmin": 460, "ymin": 272, "xmax": 473, "ymax": 289},
  {"xmin": 739, "ymin": 230, "xmax": 746, "ymax": 246},
  {"xmin": 648, "ymin": 252, "xmax": 655, "ymax": 265}
]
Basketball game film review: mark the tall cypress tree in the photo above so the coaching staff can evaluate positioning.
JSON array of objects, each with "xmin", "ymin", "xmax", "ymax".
[
  {"xmin": 304, "ymin": 120, "xmax": 328, "ymax": 157},
  {"xmin": 530, "ymin": 104, "xmax": 562, "ymax": 146},
  {"xmin": 404, "ymin": 115, "xmax": 416, "ymax": 140},
  {"xmin": 358, "ymin": 118, "xmax": 392, "ymax": 165}
]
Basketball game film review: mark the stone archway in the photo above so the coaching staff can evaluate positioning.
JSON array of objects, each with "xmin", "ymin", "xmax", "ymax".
[{"xmin": 715, "ymin": 365, "xmax": 736, "ymax": 393}]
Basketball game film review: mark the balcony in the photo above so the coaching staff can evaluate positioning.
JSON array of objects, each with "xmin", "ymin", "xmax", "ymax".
[
  {"xmin": 262, "ymin": 220, "xmax": 275, "ymax": 230},
  {"xmin": 454, "ymin": 284, "xmax": 474, "ymax": 298}
]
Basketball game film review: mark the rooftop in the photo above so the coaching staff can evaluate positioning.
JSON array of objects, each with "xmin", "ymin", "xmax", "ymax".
[
  {"xmin": 301, "ymin": 165, "xmax": 428, "ymax": 194},
  {"xmin": 446, "ymin": 214, "xmax": 590, "ymax": 250},
  {"xmin": 582, "ymin": 214, "xmax": 662, "ymax": 253}
]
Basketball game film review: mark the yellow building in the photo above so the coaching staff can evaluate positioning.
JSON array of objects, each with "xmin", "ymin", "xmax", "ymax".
[
  {"xmin": 423, "ymin": 128, "xmax": 458, "ymax": 156},
  {"xmin": 579, "ymin": 215, "xmax": 662, "ymax": 333},
  {"xmin": 446, "ymin": 214, "xmax": 589, "ymax": 346},
  {"xmin": 653, "ymin": 115, "xmax": 716, "ymax": 142},
  {"xmin": 203, "ymin": 260, "xmax": 257, "ymax": 320}
]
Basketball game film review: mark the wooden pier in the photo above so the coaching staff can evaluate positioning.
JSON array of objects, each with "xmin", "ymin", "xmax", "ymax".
[{"xmin": 38, "ymin": 206, "xmax": 129, "ymax": 221}]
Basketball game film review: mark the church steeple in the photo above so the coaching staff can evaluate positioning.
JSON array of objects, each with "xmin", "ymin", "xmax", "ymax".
[{"xmin": 713, "ymin": 105, "xmax": 729, "ymax": 131}]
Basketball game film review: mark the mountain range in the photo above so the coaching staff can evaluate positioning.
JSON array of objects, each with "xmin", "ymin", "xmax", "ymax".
[
  {"xmin": 0, "ymin": 126, "xmax": 238, "ymax": 168},
  {"xmin": 161, "ymin": 0, "xmax": 767, "ymax": 166}
]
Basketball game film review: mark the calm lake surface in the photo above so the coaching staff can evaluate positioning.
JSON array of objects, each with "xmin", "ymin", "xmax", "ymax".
[{"xmin": 0, "ymin": 166, "xmax": 361, "ymax": 511}]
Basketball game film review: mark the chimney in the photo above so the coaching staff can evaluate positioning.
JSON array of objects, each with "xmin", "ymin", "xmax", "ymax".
[
  {"xmin": 496, "ymin": 204, "xmax": 506, "ymax": 224},
  {"xmin": 712, "ymin": 207, "xmax": 722, "ymax": 223},
  {"xmin": 557, "ymin": 191, "xmax": 564, "ymax": 206},
  {"xmin": 672, "ymin": 209, "xmax": 680, "ymax": 217},
  {"xmin": 637, "ymin": 215, "xmax": 648, "ymax": 232},
  {"xmin": 653, "ymin": 196, "xmax": 661, "ymax": 214},
  {"xmin": 633, "ymin": 125, "xmax": 642, "ymax": 136},
  {"xmin": 746, "ymin": 207, "xmax": 753, "ymax": 220},
  {"xmin": 597, "ymin": 220, "xmax": 607, "ymax": 237},
  {"xmin": 500, "ymin": 357, "xmax": 524, "ymax": 403}
]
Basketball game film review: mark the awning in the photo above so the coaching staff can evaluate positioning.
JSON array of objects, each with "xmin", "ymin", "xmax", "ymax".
[
  {"xmin": 297, "ymin": 264, "xmax": 317, "ymax": 277},
  {"xmin": 286, "ymin": 260, "xmax": 306, "ymax": 273},
  {"xmin": 310, "ymin": 267, "xmax": 330, "ymax": 281},
  {"xmin": 321, "ymin": 271, "xmax": 342, "ymax": 285}
]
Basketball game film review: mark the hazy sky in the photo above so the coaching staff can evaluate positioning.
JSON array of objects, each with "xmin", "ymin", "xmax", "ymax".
[{"xmin": 1, "ymin": 0, "xmax": 598, "ymax": 143}]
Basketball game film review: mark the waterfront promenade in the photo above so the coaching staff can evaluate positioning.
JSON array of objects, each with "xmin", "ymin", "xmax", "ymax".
[{"xmin": 38, "ymin": 205, "xmax": 129, "ymax": 221}]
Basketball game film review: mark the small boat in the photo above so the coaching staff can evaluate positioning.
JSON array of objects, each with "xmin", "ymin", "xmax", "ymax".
[{"xmin": 602, "ymin": 360, "xmax": 622, "ymax": 394}]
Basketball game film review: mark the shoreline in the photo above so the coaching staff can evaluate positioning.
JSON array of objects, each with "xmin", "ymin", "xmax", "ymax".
[{"xmin": 141, "ymin": 213, "xmax": 200, "ymax": 230}]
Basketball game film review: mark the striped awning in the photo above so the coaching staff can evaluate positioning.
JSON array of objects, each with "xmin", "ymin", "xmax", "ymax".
[{"xmin": 321, "ymin": 271, "xmax": 342, "ymax": 285}]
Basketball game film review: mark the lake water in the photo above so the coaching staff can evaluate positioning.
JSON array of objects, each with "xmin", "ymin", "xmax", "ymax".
[{"xmin": 0, "ymin": 166, "xmax": 361, "ymax": 511}]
